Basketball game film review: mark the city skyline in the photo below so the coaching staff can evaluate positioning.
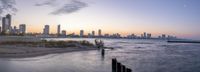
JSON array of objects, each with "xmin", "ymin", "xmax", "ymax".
[
  {"xmin": 36, "ymin": 23, "xmax": 177, "ymax": 39},
  {"xmin": 1, "ymin": 0, "xmax": 200, "ymax": 39},
  {"xmin": 0, "ymin": 14, "xmax": 176, "ymax": 39}
]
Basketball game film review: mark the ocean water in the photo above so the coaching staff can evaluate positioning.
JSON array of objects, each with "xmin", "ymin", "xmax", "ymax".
[{"xmin": 0, "ymin": 38, "xmax": 200, "ymax": 72}]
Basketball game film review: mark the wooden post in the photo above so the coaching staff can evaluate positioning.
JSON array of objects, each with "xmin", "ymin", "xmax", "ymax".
[
  {"xmin": 117, "ymin": 62, "xmax": 122, "ymax": 72},
  {"xmin": 126, "ymin": 68, "xmax": 132, "ymax": 72},
  {"xmin": 101, "ymin": 49, "xmax": 105, "ymax": 56},
  {"xmin": 112, "ymin": 58, "xmax": 117, "ymax": 72},
  {"xmin": 112, "ymin": 58, "xmax": 132, "ymax": 72},
  {"xmin": 121, "ymin": 65, "xmax": 126, "ymax": 72}
]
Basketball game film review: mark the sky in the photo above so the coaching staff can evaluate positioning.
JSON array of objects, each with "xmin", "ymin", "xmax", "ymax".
[{"xmin": 1, "ymin": 0, "xmax": 200, "ymax": 39}]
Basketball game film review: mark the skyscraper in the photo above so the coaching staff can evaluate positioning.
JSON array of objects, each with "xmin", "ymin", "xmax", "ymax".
[
  {"xmin": 80, "ymin": 30, "xmax": 84, "ymax": 37},
  {"xmin": 2, "ymin": 14, "xmax": 12, "ymax": 33},
  {"xmin": 2, "ymin": 17, "xmax": 6, "ymax": 32},
  {"xmin": 57, "ymin": 24, "xmax": 61, "ymax": 35},
  {"xmin": 6, "ymin": 14, "xmax": 11, "ymax": 29},
  {"xmin": 4, "ymin": 18, "xmax": 10, "ymax": 33},
  {"xmin": 98, "ymin": 29, "xmax": 102, "ymax": 37},
  {"xmin": 0, "ymin": 26, "xmax": 1, "ymax": 33},
  {"xmin": 43, "ymin": 25, "xmax": 50, "ymax": 35},
  {"xmin": 19, "ymin": 24, "xmax": 26, "ymax": 34},
  {"xmin": 143, "ymin": 32, "xmax": 147, "ymax": 38}
]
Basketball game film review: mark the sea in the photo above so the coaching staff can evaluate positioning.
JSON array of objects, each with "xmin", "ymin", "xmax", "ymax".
[{"xmin": 0, "ymin": 38, "xmax": 200, "ymax": 72}]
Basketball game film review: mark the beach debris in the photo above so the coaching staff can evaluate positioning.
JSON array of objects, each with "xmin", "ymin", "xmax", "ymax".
[{"xmin": 95, "ymin": 39, "xmax": 104, "ymax": 48}]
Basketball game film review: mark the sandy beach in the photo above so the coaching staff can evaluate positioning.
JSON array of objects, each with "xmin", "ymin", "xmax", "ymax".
[
  {"xmin": 0, "ymin": 45, "xmax": 97, "ymax": 58},
  {"xmin": 0, "ymin": 36, "xmax": 99, "ymax": 58}
]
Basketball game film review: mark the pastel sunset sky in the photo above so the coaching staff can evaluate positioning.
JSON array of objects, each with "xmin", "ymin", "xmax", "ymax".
[{"xmin": 3, "ymin": 0, "xmax": 200, "ymax": 39}]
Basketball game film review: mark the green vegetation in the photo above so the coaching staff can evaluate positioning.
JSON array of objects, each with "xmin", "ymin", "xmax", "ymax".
[{"xmin": 0, "ymin": 40, "xmax": 94, "ymax": 48}]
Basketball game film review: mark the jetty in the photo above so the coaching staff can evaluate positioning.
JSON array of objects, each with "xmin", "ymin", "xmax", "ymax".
[{"xmin": 167, "ymin": 40, "xmax": 200, "ymax": 43}]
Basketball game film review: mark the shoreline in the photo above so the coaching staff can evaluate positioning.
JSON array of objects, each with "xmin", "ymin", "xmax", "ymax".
[{"xmin": 0, "ymin": 46, "xmax": 97, "ymax": 58}]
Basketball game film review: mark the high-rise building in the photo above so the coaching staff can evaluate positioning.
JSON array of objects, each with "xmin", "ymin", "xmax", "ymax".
[
  {"xmin": 0, "ymin": 26, "xmax": 1, "ymax": 33},
  {"xmin": 2, "ymin": 17, "xmax": 10, "ymax": 33},
  {"xmin": 5, "ymin": 18, "xmax": 10, "ymax": 33},
  {"xmin": 92, "ymin": 31, "xmax": 95, "ymax": 37},
  {"xmin": 143, "ymin": 32, "xmax": 147, "ymax": 38},
  {"xmin": 2, "ymin": 17, "xmax": 6, "ymax": 32},
  {"xmin": 6, "ymin": 14, "xmax": 11, "ymax": 28},
  {"xmin": 98, "ymin": 29, "xmax": 102, "ymax": 36},
  {"xmin": 57, "ymin": 24, "xmax": 60, "ymax": 35},
  {"xmin": 43, "ymin": 25, "xmax": 50, "ymax": 35},
  {"xmin": 2, "ymin": 14, "xmax": 12, "ymax": 33},
  {"xmin": 80, "ymin": 30, "xmax": 84, "ymax": 37},
  {"xmin": 19, "ymin": 24, "xmax": 26, "ymax": 34}
]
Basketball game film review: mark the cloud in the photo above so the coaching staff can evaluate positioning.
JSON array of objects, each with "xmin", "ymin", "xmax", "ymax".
[
  {"xmin": 0, "ymin": 0, "xmax": 17, "ymax": 18},
  {"xmin": 35, "ymin": 0, "xmax": 57, "ymax": 6},
  {"xmin": 35, "ymin": 0, "xmax": 88, "ymax": 15}
]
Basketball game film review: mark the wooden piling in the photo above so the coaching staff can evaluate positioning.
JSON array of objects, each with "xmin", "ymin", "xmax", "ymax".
[
  {"xmin": 126, "ymin": 68, "xmax": 132, "ymax": 72},
  {"xmin": 122, "ymin": 65, "xmax": 126, "ymax": 72},
  {"xmin": 101, "ymin": 49, "xmax": 105, "ymax": 56},
  {"xmin": 112, "ymin": 58, "xmax": 117, "ymax": 72},
  {"xmin": 112, "ymin": 58, "xmax": 132, "ymax": 72},
  {"xmin": 117, "ymin": 62, "xmax": 121, "ymax": 72}
]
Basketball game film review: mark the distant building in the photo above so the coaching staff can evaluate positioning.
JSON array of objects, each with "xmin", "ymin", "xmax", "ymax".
[
  {"xmin": 92, "ymin": 31, "xmax": 95, "ymax": 37},
  {"xmin": 5, "ymin": 18, "xmax": 10, "ymax": 33},
  {"xmin": 12, "ymin": 26, "xmax": 17, "ymax": 34},
  {"xmin": 167, "ymin": 35, "xmax": 177, "ymax": 39},
  {"xmin": 88, "ymin": 33, "xmax": 91, "ymax": 37},
  {"xmin": 57, "ymin": 24, "xmax": 60, "ymax": 35},
  {"xmin": 0, "ymin": 26, "xmax": 1, "ymax": 33},
  {"xmin": 104, "ymin": 34, "xmax": 109, "ymax": 37},
  {"xmin": 98, "ymin": 29, "xmax": 102, "ymax": 36},
  {"xmin": 80, "ymin": 30, "xmax": 84, "ymax": 37},
  {"xmin": 2, "ymin": 17, "xmax": 9, "ymax": 33},
  {"xmin": 141, "ymin": 34, "xmax": 144, "ymax": 38},
  {"xmin": 19, "ymin": 24, "xmax": 26, "ymax": 34},
  {"xmin": 2, "ymin": 14, "xmax": 12, "ymax": 34},
  {"xmin": 2, "ymin": 17, "xmax": 6, "ymax": 32},
  {"xmin": 127, "ymin": 34, "xmax": 136, "ymax": 39},
  {"xmin": 6, "ymin": 14, "xmax": 11, "ymax": 28},
  {"xmin": 162, "ymin": 34, "xmax": 166, "ymax": 39},
  {"xmin": 147, "ymin": 33, "xmax": 151, "ymax": 39},
  {"xmin": 61, "ymin": 30, "xmax": 66, "ymax": 36},
  {"xmin": 158, "ymin": 36, "xmax": 162, "ymax": 39},
  {"xmin": 112, "ymin": 33, "xmax": 121, "ymax": 38},
  {"xmin": 43, "ymin": 25, "xmax": 50, "ymax": 35},
  {"xmin": 143, "ymin": 32, "xmax": 147, "ymax": 38}
]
